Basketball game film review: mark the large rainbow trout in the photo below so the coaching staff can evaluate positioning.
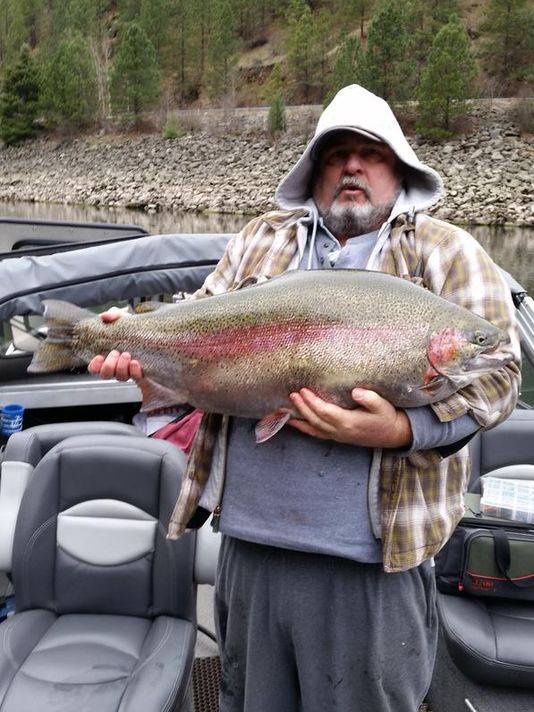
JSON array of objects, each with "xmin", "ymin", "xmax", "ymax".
[{"xmin": 29, "ymin": 269, "xmax": 511, "ymax": 441}]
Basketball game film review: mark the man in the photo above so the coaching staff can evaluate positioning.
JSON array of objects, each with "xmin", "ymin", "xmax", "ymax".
[{"xmin": 90, "ymin": 85, "xmax": 520, "ymax": 711}]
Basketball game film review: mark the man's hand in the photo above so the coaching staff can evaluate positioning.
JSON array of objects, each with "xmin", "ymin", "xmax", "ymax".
[
  {"xmin": 288, "ymin": 388, "xmax": 412, "ymax": 449},
  {"xmin": 87, "ymin": 308, "xmax": 144, "ymax": 383}
]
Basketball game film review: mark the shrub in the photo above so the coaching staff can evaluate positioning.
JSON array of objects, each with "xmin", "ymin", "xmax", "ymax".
[
  {"xmin": 267, "ymin": 93, "xmax": 287, "ymax": 136},
  {"xmin": 509, "ymin": 98, "xmax": 534, "ymax": 134},
  {"xmin": 162, "ymin": 116, "xmax": 184, "ymax": 139}
]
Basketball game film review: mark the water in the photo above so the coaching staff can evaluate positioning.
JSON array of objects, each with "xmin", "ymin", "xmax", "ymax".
[{"xmin": 0, "ymin": 200, "xmax": 532, "ymax": 293}]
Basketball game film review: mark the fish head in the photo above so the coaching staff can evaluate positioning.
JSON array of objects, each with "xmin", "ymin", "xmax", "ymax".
[{"xmin": 427, "ymin": 324, "xmax": 512, "ymax": 381}]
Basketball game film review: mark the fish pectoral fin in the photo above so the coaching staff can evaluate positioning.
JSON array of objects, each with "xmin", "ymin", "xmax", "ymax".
[
  {"xmin": 255, "ymin": 409, "xmax": 292, "ymax": 443},
  {"xmin": 413, "ymin": 374, "xmax": 449, "ymax": 399},
  {"xmin": 139, "ymin": 377, "xmax": 188, "ymax": 412}
]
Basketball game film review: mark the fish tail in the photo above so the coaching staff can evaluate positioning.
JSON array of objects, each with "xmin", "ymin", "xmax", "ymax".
[{"xmin": 27, "ymin": 299, "xmax": 93, "ymax": 373}]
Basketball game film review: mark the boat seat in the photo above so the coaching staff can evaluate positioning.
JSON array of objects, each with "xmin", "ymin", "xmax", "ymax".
[
  {"xmin": 437, "ymin": 593, "xmax": 534, "ymax": 688},
  {"xmin": 0, "ymin": 434, "xmax": 197, "ymax": 712},
  {"xmin": 468, "ymin": 408, "xmax": 534, "ymax": 488},
  {"xmin": 0, "ymin": 421, "xmax": 140, "ymax": 573},
  {"xmin": 435, "ymin": 407, "xmax": 534, "ymax": 690}
]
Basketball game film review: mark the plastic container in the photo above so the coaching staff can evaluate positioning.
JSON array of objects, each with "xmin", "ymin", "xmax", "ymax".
[
  {"xmin": 481, "ymin": 477, "xmax": 534, "ymax": 525},
  {"xmin": 0, "ymin": 403, "xmax": 24, "ymax": 436}
]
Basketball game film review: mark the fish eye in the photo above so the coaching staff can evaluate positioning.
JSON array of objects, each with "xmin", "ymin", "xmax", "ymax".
[{"xmin": 474, "ymin": 332, "xmax": 487, "ymax": 346}]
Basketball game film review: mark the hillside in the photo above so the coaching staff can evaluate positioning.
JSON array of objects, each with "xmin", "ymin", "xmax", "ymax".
[
  {"xmin": 0, "ymin": 0, "xmax": 532, "ymax": 126},
  {"xmin": 232, "ymin": 0, "xmax": 524, "ymax": 108}
]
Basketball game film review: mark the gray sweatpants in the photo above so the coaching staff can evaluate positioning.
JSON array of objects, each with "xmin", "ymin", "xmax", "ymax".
[{"xmin": 215, "ymin": 536, "xmax": 438, "ymax": 712}]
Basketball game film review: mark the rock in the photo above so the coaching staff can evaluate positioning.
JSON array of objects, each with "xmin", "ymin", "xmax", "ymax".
[{"xmin": 0, "ymin": 104, "xmax": 531, "ymax": 226}]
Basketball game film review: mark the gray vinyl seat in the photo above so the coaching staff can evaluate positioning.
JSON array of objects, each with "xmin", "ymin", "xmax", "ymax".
[
  {"xmin": 0, "ymin": 433, "xmax": 197, "ymax": 712},
  {"xmin": 436, "ymin": 408, "xmax": 534, "ymax": 689}
]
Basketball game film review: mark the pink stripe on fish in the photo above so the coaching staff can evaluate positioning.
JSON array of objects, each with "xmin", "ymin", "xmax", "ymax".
[{"xmin": 149, "ymin": 321, "xmax": 425, "ymax": 359}]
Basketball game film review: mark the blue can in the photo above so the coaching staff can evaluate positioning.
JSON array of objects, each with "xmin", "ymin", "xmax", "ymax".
[{"xmin": 0, "ymin": 404, "xmax": 24, "ymax": 436}]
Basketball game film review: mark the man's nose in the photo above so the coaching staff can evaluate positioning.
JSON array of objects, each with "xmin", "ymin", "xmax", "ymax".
[{"xmin": 343, "ymin": 151, "xmax": 364, "ymax": 174}]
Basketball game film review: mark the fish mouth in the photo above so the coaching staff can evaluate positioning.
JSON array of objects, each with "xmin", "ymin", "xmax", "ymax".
[
  {"xmin": 466, "ymin": 335, "xmax": 513, "ymax": 372},
  {"xmin": 467, "ymin": 349, "xmax": 513, "ymax": 372}
]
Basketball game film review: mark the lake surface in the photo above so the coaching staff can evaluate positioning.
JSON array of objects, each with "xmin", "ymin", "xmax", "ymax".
[{"xmin": 0, "ymin": 200, "xmax": 532, "ymax": 293}]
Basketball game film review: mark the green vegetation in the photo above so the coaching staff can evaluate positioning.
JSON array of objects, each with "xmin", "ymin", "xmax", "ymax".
[
  {"xmin": 325, "ymin": 33, "xmax": 364, "ymax": 105},
  {"xmin": 0, "ymin": 44, "xmax": 40, "ymax": 145},
  {"xmin": 417, "ymin": 15, "xmax": 476, "ymax": 139},
  {"xmin": 0, "ymin": 0, "xmax": 530, "ymax": 144},
  {"xmin": 359, "ymin": 0, "xmax": 415, "ymax": 102},
  {"xmin": 266, "ymin": 64, "xmax": 287, "ymax": 135},
  {"xmin": 42, "ymin": 32, "xmax": 98, "ymax": 130},
  {"xmin": 110, "ymin": 23, "xmax": 161, "ymax": 123},
  {"xmin": 479, "ymin": 0, "xmax": 534, "ymax": 90},
  {"xmin": 206, "ymin": 0, "xmax": 240, "ymax": 101},
  {"xmin": 162, "ymin": 115, "xmax": 184, "ymax": 139}
]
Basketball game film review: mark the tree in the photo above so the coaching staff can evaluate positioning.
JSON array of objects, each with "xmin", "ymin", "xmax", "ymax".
[
  {"xmin": 359, "ymin": 0, "xmax": 416, "ymax": 102},
  {"xmin": 417, "ymin": 14, "xmax": 476, "ymax": 139},
  {"xmin": 324, "ymin": 33, "xmax": 363, "ymax": 105},
  {"xmin": 0, "ymin": 0, "xmax": 30, "ymax": 66},
  {"xmin": 312, "ymin": 8, "xmax": 335, "ymax": 97},
  {"xmin": 110, "ymin": 23, "xmax": 162, "ymax": 122},
  {"xmin": 140, "ymin": 0, "xmax": 171, "ymax": 58},
  {"xmin": 341, "ymin": 0, "xmax": 375, "ymax": 39},
  {"xmin": 405, "ymin": 0, "xmax": 460, "ymax": 80},
  {"xmin": 479, "ymin": 0, "xmax": 534, "ymax": 90},
  {"xmin": 41, "ymin": 32, "xmax": 99, "ymax": 130},
  {"xmin": 266, "ymin": 64, "xmax": 287, "ymax": 135},
  {"xmin": 0, "ymin": 43, "xmax": 40, "ymax": 145},
  {"xmin": 286, "ymin": 0, "xmax": 321, "ymax": 101},
  {"xmin": 206, "ymin": 0, "xmax": 239, "ymax": 101}
]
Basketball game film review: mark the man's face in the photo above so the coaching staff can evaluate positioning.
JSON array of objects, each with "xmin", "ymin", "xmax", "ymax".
[{"xmin": 312, "ymin": 131, "xmax": 402, "ymax": 239}]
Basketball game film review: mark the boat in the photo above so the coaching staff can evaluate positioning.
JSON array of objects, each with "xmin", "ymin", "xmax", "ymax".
[{"xmin": 0, "ymin": 217, "xmax": 533, "ymax": 712}]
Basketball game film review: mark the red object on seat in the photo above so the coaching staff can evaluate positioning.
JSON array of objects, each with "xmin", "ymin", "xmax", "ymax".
[{"xmin": 151, "ymin": 409, "xmax": 203, "ymax": 454}]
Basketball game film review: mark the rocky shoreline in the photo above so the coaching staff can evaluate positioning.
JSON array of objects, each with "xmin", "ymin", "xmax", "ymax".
[{"xmin": 0, "ymin": 103, "xmax": 532, "ymax": 227}]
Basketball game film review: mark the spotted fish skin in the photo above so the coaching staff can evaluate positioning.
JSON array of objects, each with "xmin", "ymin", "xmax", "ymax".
[{"xmin": 29, "ymin": 269, "xmax": 509, "ymax": 417}]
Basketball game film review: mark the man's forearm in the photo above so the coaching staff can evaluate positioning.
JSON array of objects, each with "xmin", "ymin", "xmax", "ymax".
[{"xmin": 402, "ymin": 406, "xmax": 479, "ymax": 455}]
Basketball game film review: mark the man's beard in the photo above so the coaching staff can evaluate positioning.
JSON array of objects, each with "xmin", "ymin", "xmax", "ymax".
[{"xmin": 319, "ymin": 177, "xmax": 400, "ymax": 238}]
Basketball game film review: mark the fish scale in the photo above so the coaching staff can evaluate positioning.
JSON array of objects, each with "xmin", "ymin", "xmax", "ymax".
[{"xmin": 29, "ymin": 269, "xmax": 510, "ymax": 442}]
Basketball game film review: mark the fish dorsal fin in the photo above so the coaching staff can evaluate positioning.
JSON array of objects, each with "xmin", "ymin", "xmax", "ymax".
[
  {"xmin": 134, "ymin": 301, "xmax": 172, "ymax": 314},
  {"xmin": 255, "ymin": 409, "xmax": 292, "ymax": 443},
  {"xmin": 139, "ymin": 377, "xmax": 188, "ymax": 412},
  {"xmin": 41, "ymin": 299, "xmax": 95, "ymax": 324}
]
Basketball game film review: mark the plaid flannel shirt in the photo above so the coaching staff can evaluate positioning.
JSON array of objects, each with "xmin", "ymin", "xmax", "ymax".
[{"xmin": 168, "ymin": 209, "xmax": 521, "ymax": 572}]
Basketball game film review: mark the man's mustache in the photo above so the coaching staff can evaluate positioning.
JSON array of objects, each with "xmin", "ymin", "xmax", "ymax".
[{"xmin": 334, "ymin": 177, "xmax": 371, "ymax": 200}]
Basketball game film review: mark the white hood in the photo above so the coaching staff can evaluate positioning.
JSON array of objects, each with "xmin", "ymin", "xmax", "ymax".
[{"xmin": 275, "ymin": 85, "xmax": 443, "ymax": 215}]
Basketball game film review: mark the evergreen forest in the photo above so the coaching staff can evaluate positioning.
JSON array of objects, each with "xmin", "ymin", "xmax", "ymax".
[{"xmin": 0, "ymin": 0, "xmax": 532, "ymax": 144}]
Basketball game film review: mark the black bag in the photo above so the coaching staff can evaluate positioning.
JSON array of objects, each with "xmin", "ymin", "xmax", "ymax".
[{"xmin": 435, "ymin": 518, "xmax": 534, "ymax": 601}]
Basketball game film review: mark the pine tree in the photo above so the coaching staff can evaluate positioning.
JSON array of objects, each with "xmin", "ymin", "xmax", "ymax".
[
  {"xmin": 0, "ymin": 0, "xmax": 29, "ymax": 66},
  {"xmin": 324, "ymin": 33, "xmax": 363, "ymax": 105},
  {"xmin": 140, "ymin": 0, "xmax": 171, "ymax": 58},
  {"xmin": 405, "ymin": 0, "xmax": 460, "ymax": 79},
  {"xmin": 0, "ymin": 43, "xmax": 40, "ymax": 145},
  {"xmin": 206, "ymin": 0, "xmax": 239, "ymax": 101},
  {"xmin": 286, "ymin": 0, "xmax": 321, "ymax": 102},
  {"xmin": 359, "ymin": 0, "xmax": 415, "ymax": 102},
  {"xmin": 42, "ymin": 31, "xmax": 99, "ymax": 129},
  {"xmin": 341, "ymin": 0, "xmax": 375, "ymax": 39},
  {"xmin": 417, "ymin": 14, "xmax": 476, "ymax": 139},
  {"xmin": 479, "ymin": 0, "xmax": 534, "ymax": 89},
  {"xmin": 189, "ymin": 0, "xmax": 212, "ymax": 84},
  {"xmin": 312, "ymin": 8, "xmax": 334, "ymax": 97},
  {"xmin": 110, "ymin": 23, "xmax": 162, "ymax": 122},
  {"xmin": 266, "ymin": 64, "xmax": 287, "ymax": 135}
]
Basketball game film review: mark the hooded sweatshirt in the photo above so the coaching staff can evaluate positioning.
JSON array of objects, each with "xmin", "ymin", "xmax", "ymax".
[{"xmin": 218, "ymin": 86, "xmax": 478, "ymax": 562}]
